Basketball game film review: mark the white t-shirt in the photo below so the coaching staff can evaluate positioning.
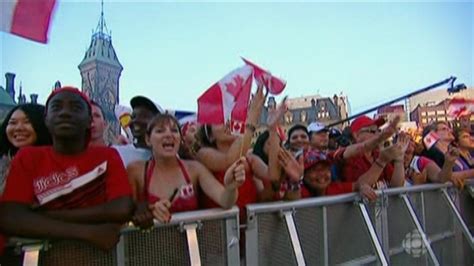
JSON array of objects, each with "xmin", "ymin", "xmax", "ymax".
[{"xmin": 113, "ymin": 144, "xmax": 151, "ymax": 168}]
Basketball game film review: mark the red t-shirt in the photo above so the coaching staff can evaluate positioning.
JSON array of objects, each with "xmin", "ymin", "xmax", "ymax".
[
  {"xmin": 341, "ymin": 152, "xmax": 394, "ymax": 189},
  {"xmin": 1, "ymin": 146, "xmax": 132, "ymax": 209},
  {"xmin": 300, "ymin": 182, "xmax": 354, "ymax": 198}
]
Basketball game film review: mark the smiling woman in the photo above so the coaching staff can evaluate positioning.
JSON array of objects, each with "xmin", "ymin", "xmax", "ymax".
[{"xmin": 0, "ymin": 104, "xmax": 52, "ymax": 195}]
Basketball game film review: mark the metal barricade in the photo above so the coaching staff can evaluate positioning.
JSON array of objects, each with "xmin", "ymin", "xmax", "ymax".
[
  {"xmin": 2, "ymin": 207, "xmax": 240, "ymax": 266},
  {"xmin": 245, "ymin": 182, "xmax": 474, "ymax": 266},
  {"xmin": 1, "ymin": 183, "xmax": 473, "ymax": 266},
  {"xmin": 245, "ymin": 194, "xmax": 387, "ymax": 266}
]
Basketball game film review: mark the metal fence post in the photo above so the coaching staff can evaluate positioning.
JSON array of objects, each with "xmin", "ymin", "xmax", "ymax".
[
  {"xmin": 282, "ymin": 210, "xmax": 306, "ymax": 266},
  {"xmin": 358, "ymin": 203, "xmax": 389, "ymax": 266},
  {"xmin": 401, "ymin": 194, "xmax": 440, "ymax": 266},
  {"xmin": 183, "ymin": 223, "xmax": 202, "ymax": 266},
  {"xmin": 441, "ymin": 189, "xmax": 474, "ymax": 249}
]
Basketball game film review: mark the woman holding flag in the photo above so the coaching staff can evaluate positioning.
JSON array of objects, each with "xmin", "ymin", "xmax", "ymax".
[{"xmin": 195, "ymin": 85, "xmax": 266, "ymax": 212}]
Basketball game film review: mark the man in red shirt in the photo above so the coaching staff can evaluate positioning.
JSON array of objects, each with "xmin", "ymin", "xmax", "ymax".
[
  {"xmin": 0, "ymin": 87, "xmax": 134, "ymax": 253},
  {"xmin": 341, "ymin": 116, "xmax": 405, "ymax": 189}
]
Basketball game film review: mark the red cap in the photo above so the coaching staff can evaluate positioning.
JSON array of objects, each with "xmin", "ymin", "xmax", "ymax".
[
  {"xmin": 304, "ymin": 150, "xmax": 331, "ymax": 170},
  {"xmin": 45, "ymin": 87, "xmax": 93, "ymax": 145},
  {"xmin": 350, "ymin": 115, "xmax": 385, "ymax": 134},
  {"xmin": 45, "ymin": 86, "xmax": 92, "ymax": 115}
]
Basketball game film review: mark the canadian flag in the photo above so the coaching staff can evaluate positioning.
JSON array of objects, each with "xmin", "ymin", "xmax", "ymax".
[
  {"xmin": 423, "ymin": 131, "xmax": 439, "ymax": 150},
  {"xmin": 242, "ymin": 57, "xmax": 286, "ymax": 95},
  {"xmin": 447, "ymin": 97, "xmax": 474, "ymax": 118},
  {"xmin": 1, "ymin": 0, "xmax": 56, "ymax": 43},
  {"xmin": 197, "ymin": 65, "xmax": 254, "ymax": 131}
]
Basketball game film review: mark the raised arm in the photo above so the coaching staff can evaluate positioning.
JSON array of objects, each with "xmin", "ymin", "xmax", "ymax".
[
  {"xmin": 197, "ymin": 86, "xmax": 266, "ymax": 172},
  {"xmin": 343, "ymin": 116, "xmax": 400, "ymax": 159}
]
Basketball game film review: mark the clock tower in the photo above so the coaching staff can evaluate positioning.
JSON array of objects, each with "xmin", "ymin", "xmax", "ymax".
[{"xmin": 78, "ymin": 1, "xmax": 123, "ymax": 143}]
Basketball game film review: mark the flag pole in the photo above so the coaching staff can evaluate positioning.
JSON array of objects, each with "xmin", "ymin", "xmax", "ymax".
[{"xmin": 326, "ymin": 76, "xmax": 457, "ymax": 128}]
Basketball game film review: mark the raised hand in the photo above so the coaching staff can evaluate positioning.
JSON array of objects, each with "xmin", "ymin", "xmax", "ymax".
[
  {"xmin": 445, "ymin": 145, "xmax": 460, "ymax": 164},
  {"xmin": 149, "ymin": 199, "xmax": 172, "ymax": 223},
  {"xmin": 267, "ymin": 96, "xmax": 288, "ymax": 129},
  {"xmin": 395, "ymin": 132, "xmax": 410, "ymax": 157},
  {"xmin": 247, "ymin": 85, "xmax": 266, "ymax": 126},
  {"xmin": 224, "ymin": 157, "xmax": 246, "ymax": 189},
  {"xmin": 278, "ymin": 148, "xmax": 304, "ymax": 183},
  {"xmin": 379, "ymin": 116, "xmax": 400, "ymax": 141}
]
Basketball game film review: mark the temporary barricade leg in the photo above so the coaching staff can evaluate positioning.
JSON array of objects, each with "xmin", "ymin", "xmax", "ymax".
[
  {"xmin": 322, "ymin": 206, "xmax": 329, "ymax": 266},
  {"xmin": 282, "ymin": 210, "xmax": 306, "ymax": 266},
  {"xmin": 183, "ymin": 223, "xmax": 202, "ymax": 266},
  {"xmin": 401, "ymin": 194, "xmax": 440, "ymax": 266},
  {"xmin": 441, "ymin": 189, "xmax": 474, "ymax": 249},
  {"xmin": 358, "ymin": 203, "xmax": 388, "ymax": 266},
  {"xmin": 22, "ymin": 244, "xmax": 42, "ymax": 266},
  {"xmin": 225, "ymin": 216, "xmax": 240, "ymax": 266}
]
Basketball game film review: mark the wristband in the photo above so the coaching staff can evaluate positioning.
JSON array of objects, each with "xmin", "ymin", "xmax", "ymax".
[{"xmin": 374, "ymin": 159, "xmax": 386, "ymax": 168}]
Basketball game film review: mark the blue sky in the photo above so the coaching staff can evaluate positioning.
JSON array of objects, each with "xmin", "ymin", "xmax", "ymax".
[{"xmin": 0, "ymin": 1, "xmax": 472, "ymax": 114}]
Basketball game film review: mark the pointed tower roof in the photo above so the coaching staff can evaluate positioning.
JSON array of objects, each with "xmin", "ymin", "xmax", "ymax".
[{"xmin": 79, "ymin": 0, "xmax": 122, "ymax": 70}]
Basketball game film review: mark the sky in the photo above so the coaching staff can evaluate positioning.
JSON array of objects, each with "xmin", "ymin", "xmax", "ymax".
[{"xmin": 0, "ymin": 0, "xmax": 473, "ymax": 115}]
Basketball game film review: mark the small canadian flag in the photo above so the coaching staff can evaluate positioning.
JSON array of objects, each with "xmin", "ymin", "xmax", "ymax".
[
  {"xmin": 423, "ymin": 131, "xmax": 439, "ymax": 150},
  {"xmin": 229, "ymin": 120, "xmax": 245, "ymax": 135}
]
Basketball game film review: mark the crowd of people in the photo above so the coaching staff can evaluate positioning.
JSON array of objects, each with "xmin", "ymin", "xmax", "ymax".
[{"xmin": 0, "ymin": 85, "xmax": 472, "ymax": 257}]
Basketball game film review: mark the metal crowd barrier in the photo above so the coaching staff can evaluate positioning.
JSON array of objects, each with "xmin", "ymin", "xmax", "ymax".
[
  {"xmin": 245, "ymin": 181, "xmax": 474, "ymax": 266},
  {"xmin": 1, "ymin": 182, "xmax": 473, "ymax": 266},
  {"xmin": 1, "ymin": 207, "xmax": 240, "ymax": 266}
]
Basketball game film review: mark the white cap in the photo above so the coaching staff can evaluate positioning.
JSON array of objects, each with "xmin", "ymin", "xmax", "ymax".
[{"xmin": 307, "ymin": 122, "xmax": 328, "ymax": 133}]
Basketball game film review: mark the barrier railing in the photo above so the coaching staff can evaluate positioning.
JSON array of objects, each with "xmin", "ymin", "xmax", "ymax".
[
  {"xmin": 2, "ymin": 207, "xmax": 240, "ymax": 266},
  {"xmin": 245, "ymin": 181, "xmax": 474, "ymax": 266},
  {"xmin": 1, "ymin": 182, "xmax": 473, "ymax": 266}
]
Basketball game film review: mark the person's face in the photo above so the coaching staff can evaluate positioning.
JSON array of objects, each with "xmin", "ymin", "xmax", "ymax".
[
  {"xmin": 304, "ymin": 163, "xmax": 331, "ymax": 191},
  {"xmin": 310, "ymin": 131, "xmax": 329, "ymax": 150},
  {"xmin": 289, "ymin": 129, "xmax": 309, "ymax": 151},
  {"xmin": 211, "ymin": 124, "xmax": 237, "ymax": 144},
  {"xmin": 46, "ymin": 92, "xmax": 91, "ymax": 139},
  {"xmin": 436, "ymin": 123, "xmax": 454, "ymax": 142},
  {"xmin": 6, "ymin": 109, "xmax": 38, "ymax": 148},
  {"xmin": 354, "ymin": 125, "xmax": 378, "ymax": 143},
  {"xmin": 457, "ymin": 131, "xmax": 474, "ymax": 150},
  {"xmin": 183, "ymin": 123, "xmax": 198, "ymax": 147},
  {"xmin": 147, "ymin": 120, "xmax": 181, "ymax": 158},
  {"xmin": 91, "ymin": 104, "xmax": 106, "ymax": 141},
  {"xmin": 131, "ymin": 106, "xmax": 155, "ymax": 141}
]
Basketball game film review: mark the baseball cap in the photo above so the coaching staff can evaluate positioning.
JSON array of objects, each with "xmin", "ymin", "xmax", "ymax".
[
  {"xmin": 350, "ymin": 116, "xmax": 385, "ymax": 134},
  {"xmin": 308, "ymin": 122, "xmax": 328, "ymax": 133},
  {"xmin": 304, "ymin": 150, "xmax": 331, "ymax": 170},
  {"xmin": 130, "ymin": 96, "xmax": 164, "ymax": 114}
]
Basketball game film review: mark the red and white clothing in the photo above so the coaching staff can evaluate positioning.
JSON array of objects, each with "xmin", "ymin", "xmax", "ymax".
[
  {"xmin": 341, "ymin": 151, "xmax": 394, "ymax": 189},
  {"xmin": 199, "ymin": 168, "xmax": 257, "ymax": 218},
  {"xmin": 1, "ymin": 146, "xmax": 132, "ymax": 209},
  {"xmin": 405, "ymin": 155, "xmax": 433, "ymax": 186},
  {"xmin": 143, "ymin": 159, "xmax": 198, "ymax": 213},
  {"xmin": 300, "ymin": 182, "xmax": 354, "ymax": 198}
]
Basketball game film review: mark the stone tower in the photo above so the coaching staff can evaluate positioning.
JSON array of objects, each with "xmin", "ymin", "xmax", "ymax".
[{"xmin": 78, "ymin": 1, "xmax": 123, "ymax": 142}]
